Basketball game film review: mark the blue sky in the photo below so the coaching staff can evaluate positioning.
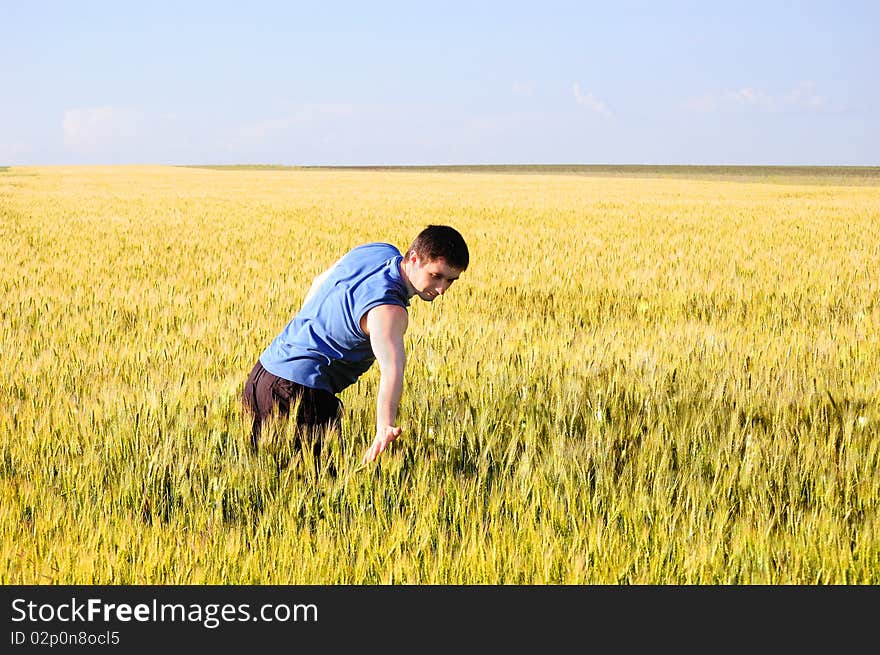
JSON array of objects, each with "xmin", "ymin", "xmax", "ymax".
[{"xmin": 1, "ymin": 1, "xmax": 877, "ymax": 165}]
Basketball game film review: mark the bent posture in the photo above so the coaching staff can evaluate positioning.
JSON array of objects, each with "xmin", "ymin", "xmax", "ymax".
[{"xmin": 243, "ymin": 225, "xmax": 469, "ymax": 464}]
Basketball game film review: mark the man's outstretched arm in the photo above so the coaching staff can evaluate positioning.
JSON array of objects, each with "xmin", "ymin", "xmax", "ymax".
[{"xmin": 362, "ymin": 304, "xmax": 408, "ymax": 464}]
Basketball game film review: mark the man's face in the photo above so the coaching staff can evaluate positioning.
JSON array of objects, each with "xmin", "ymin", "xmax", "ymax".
[{"xmin": 406, "ymin": 254, "xmax": 463, "ymax": 302}]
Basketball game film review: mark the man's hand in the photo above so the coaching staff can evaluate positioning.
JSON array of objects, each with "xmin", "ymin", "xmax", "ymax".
[{"xmin": 362, "ymin": 425, "xmax": 403, "ymax": 464}]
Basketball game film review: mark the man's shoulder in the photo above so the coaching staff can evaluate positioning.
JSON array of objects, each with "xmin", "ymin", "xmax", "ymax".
[
  {"xmin": 335, "ymin": 242, "xmax": 408, "ymax": 305},
  {"xmin": 337, "ymin": 242, "xmax": 403, "ymax": 273}
]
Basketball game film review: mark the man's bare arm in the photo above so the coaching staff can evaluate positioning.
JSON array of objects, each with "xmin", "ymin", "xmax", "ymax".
[{"xmin": 362, "ymin": 304, "xmax": 408, "ymax": 464}]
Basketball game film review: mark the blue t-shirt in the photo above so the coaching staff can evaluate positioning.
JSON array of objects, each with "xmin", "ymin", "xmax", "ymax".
[{"xmin": 259, "ymin": 243, "xmax": 410, "ymax": 393}]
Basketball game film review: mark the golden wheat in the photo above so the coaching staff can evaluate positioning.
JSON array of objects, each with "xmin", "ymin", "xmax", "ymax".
[{"xmin": 1, "ymin": 165, "xmax": 878, "ymax": 583}]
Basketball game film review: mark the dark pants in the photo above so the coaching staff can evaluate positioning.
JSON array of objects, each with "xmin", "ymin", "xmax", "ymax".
[{"xmin": 242, "ymin": 360, "xmax": 342, "ymax": 455}]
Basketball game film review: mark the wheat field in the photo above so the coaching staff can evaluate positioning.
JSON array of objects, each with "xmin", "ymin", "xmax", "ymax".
[{"xmin": 1, "ymin": 165, "xmax": 878, "ymax": 583}]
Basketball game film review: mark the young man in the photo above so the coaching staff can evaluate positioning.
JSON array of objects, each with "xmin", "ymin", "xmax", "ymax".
[{"xmin": 243, "ymin": 225, "xmax": 469, "ymax": 465}]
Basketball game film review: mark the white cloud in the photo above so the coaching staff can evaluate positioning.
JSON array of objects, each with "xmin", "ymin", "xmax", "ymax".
[
  {"xmin": 222, "ymin": 103, "xmax": 356, "ymax": 151},
  {"xmin": 683, "ymin": 82, "xmax": 834, "ymax": 114},
  {"xmin": 784, "ymin": 81, "xmax": 828, "ymax": 111},
  {"xmin": 63, "ymin": 106, "xmax": 140, "ymax": 152},
  {"xmin": 682, "ymin": 94, "xmax": 718, "ymax": 113},
  {"xmin": 730, "ymin": 87, "xmax": 763, "ymax": 105},
  {"xmin": 512, "ymin": 81, "xmax": 535, "ymax": 97},
  {"xmin": 573, "ymin": 83, "xmax": 612, "ymax": 116},
  {"xmin": 0, "ymin": 141, "xmax": 30, "ymax": 163}
]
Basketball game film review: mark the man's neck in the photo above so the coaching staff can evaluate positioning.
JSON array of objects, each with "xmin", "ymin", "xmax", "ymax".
[{"xmin": 399, "ymin": 259, "xmax": 417, "ymax": 298}]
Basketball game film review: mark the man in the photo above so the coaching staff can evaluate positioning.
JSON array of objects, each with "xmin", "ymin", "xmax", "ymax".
[{"xmin": 243, "ymin": 225, "xmax": 469, "ymax": 465}]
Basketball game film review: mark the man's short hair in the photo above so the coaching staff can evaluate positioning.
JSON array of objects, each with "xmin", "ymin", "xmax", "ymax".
[{"xmin": 407, "ymin": 225, "xmax": 469, "ymax": 270}]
